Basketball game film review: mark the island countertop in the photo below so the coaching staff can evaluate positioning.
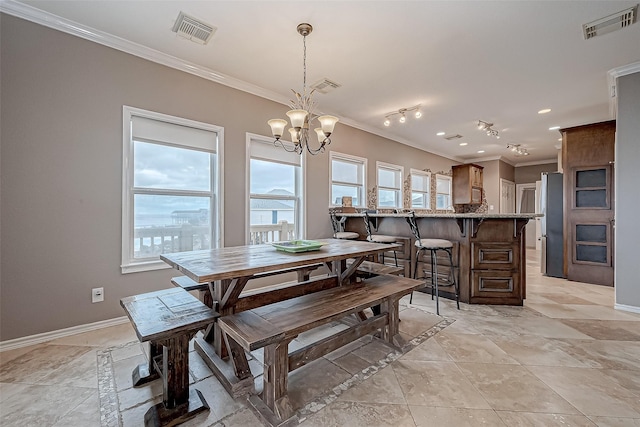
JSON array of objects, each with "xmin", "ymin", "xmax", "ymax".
[{"xmin": 337, "ymin": 212, "xmax": 541, "ymax": 219}]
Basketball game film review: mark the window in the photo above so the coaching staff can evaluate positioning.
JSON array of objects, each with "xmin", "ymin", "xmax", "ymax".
[
  {"xmin": 330, "ymin": 152, "xmax": 367, "ymax": 207},
  {"xmin": 377, "ymin": 162, "xmax": 404, "ymax": 209},
  {"xmin": 121, "ymin": 106, "xmax": 223, "ymax": 273},
  {"xmin": 410, "ymin": 169, "xmax": 431, "ymax": 209},
  {"xmin": 247, "ymin": 133, "xmax": 304, "ymax": 245},
  {"xmin": 435, "ymin": 174, "xmax": 453, "ymax": 210}
]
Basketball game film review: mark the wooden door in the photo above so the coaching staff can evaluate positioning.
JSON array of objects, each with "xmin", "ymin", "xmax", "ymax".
[{"xmin": 562, "ymin": 121, "xmax": 615, "ymax": 286}]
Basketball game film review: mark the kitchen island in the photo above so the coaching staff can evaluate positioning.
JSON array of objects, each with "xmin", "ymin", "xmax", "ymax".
[{"xmin": 339, "ymin": 212, "xmax": 539, "ymax": 306}]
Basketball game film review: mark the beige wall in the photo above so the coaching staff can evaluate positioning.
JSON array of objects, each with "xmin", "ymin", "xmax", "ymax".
[
  {"xmin": 0, "ymin": 15, "xmax": 456, "ymax": 340},
  {"xmin": 474, "ymin": 159, "xmax": 515, "ymax": 212},
  {"xmin": 615, "ymin": 71, "xmax": 640, "ymax": 309},
  {"xmin": 514, "ymin": 162, "xmax": 558, "ymax": 184}
]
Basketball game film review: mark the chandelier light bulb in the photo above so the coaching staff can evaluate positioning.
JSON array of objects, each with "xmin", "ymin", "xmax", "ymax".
[
  {"xmin": 399, "ymin": 113, "xmax": 406, "ymax": 123},
  {"xmin": 384, "ymin": 118, "xmax": 391, "ymax": 127},
  {"xmin": 267, "ymin": 119, "xmax": 288, "ymax": 139},
  {"xmin": 415, "ymin": 110, "xmax": 422, "ymax": 119},
  {"xmin": 318, "ymin": 115, "xmax": 338, "ymax": 135},
  {"xmin": 314, "ymin": 128, "xmax": 326, "ymax": 143},
  {"xmin": 286, "ymin": 109, "xmax": 308, "ymax": 129},
  {"xmin": 288, "ymin": 128, "xmax": 299, "ymax": 143}
]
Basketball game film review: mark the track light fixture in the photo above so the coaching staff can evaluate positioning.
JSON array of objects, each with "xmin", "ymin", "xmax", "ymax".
[
  {"xmin": 507, "ymin": 144, "xmax": 529, "ymax": 156},
  {"xmin": 383, "ymin": 105, "xmax": 422, "ymax": 126},
  {"xmin": 477, "ymin": 120, "xmax": 500, "ymax": 139}
]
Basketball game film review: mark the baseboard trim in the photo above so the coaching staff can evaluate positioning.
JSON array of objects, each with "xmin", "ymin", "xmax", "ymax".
[
  {"xmin": 614, "ymin": 303, "xmax": 640, "ymax": 314},
  {"xmin": 0, "ymin": 316, "xmax": 130, "ymax": 352}
]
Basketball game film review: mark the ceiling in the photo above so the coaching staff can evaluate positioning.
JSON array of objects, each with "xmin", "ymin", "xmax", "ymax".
[{"xmin": 8, "ymin": 1, "xmax": 640, "ymax": 165}]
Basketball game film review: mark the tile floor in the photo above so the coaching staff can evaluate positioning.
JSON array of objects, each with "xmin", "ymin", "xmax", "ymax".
[{"xmin": 1, "ymin": 250, "xmax": 639, "ymax": 427}]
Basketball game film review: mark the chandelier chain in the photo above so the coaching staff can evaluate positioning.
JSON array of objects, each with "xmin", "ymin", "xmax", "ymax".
[{"xmin": 302, "ymin": 33, "xmax": 307, "ymax": 96}]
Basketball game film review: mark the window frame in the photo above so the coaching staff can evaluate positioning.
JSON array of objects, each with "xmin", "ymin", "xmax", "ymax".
[
  {"xmin": 329, "ymin": 151, "xmax": 367, "ymax": 208},
  {"xmin": 435, "ymin": 174, "xmax": 453, "ymax": 211},
  {"xmin": 245, "ymin": 133, "xmax": 306, "ymax": 245},
  {"xmin": 410, "ymin": 169, "xmax": 431, "ymax": 209},
  {"xmin": 121, "ymin": 106, "xmax": 224, "ymax": 274},
  {"xmin": 376, "ymin": 161, "xmax": 404, "ymax": 209}
]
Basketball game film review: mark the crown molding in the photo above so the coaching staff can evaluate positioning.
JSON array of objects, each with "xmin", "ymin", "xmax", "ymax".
[
  {"xmin": 513, "ymin": 158, "xmax": 558, "ymax": 167},
  {"xmin": 608, "ymin": 61, "xmax": 640, "ymax": 79},
  {"xmin": 607, "ymin": 61, "xmax": 640, "ymax": 118},
  {"xmin": 338, "ymin": 116, "xmax": 462, "ymax": 163}
]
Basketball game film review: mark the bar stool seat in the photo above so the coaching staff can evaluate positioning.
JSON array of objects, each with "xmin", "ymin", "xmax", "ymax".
[
  {"xmin": 336, "ymin": 231, "xmax": 360, "ymax": 239},
  {"xmin": 415, "ymin": 238, "xmax": 453, "ymax": 249},
  {"xmin": 330, "ymin": 211, "xmax": 360, "ymax": 240},
  {"xmin": 368, "ymin": 234, "xmax": 398, "ymax": 243}
]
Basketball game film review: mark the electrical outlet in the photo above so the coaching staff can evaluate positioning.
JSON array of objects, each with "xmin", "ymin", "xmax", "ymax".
[{"xmin": 92, "ymin": 287, "xmax": 104, "ymax": 303}]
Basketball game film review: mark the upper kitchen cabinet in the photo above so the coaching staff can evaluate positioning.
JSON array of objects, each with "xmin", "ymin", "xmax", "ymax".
[{"xmin": 452, "ymin": 164, "xmax": 484, "ymax": 205}]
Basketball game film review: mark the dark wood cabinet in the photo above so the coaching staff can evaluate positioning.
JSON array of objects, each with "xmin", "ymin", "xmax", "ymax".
[
  {"xmin": 342, "ymin": 214, "xmax": 530, "ymax": 305},
  {"xmin": 452, "ymin": 164, "xmax": 484, "ymax": 205},
  {"xmin": 470, "ymin": 240, "xmax": 522, "ymax": 303}
]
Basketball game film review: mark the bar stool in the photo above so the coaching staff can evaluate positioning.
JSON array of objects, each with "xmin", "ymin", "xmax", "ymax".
[
  {"xmin": 405, "ymin": 211, "xmax": 459, "ymax": 315},
  {"xmin": 363, "ymin": 211, "xmax": 398, "ymax": 267},
  {"xmin": 330, "ymin": 211, "xmax": 359, "ymax": 239}
]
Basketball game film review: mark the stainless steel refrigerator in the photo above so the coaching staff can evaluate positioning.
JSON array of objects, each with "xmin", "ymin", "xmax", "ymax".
[{"xmin": 540, "ymin": 172, "xmax": 564, "ymax": 278}]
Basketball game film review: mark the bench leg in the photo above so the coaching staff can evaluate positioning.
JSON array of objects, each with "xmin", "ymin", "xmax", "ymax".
[
  {"xmin": 222, "ymin": 332, "xmax": 253, "ymax": 380},
  {"xmin": 144, "ymin": 332, "xmax": 209, "ymax": 427},
  {"xmin": 381, "ymin": 297, "xmax": 405, "ymax": 349},
  {"xmin": 132, "ymin": 341, "xmax": 162, "ymax": 387},
  {"xmin": 263, "ymin": 339, "xmax": 295, "ymax": 421}
]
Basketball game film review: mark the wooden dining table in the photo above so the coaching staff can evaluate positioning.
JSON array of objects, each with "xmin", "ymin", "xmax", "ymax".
[{"xmin": 160, "ymin": 238, "xmax": 400, "ymax": 396}]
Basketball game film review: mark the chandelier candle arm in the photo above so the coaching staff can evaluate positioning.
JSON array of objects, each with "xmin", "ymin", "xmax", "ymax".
[{"xmin": 267, "ymin": 23, "xmax": 339, "ymax": 155}]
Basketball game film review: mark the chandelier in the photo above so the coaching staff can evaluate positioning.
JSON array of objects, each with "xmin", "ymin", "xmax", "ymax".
[
  {"xmin": 383, "ymin": 105, "xmax": 422, "ymax": 126},
  {"xmin": 267, "ymin": 23, "xmax": 339, "ymax": 155},
  {"xmin": 507, "ymin": 144, "xmax": 529, "ymax": 156},
  {"xmin": 477, "ymin": 120, "xmax": 500, "ymax": 139}
]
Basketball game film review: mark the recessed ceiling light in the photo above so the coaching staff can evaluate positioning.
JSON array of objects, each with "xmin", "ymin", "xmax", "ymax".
[
  {"xmin": 477, "ymin": 150, "xmax": 485, "ymax": 153},
  {"xmin": 436, "ymin": 132, "xmax": 445, "ymax": 136},
  {"xmin": 459, "ymin": 142, "xmax": 468, "ymax": 146},
  {"xmin": 538, "ymin": 108, "xmax": 551, "ymax": 114},
  {"xmin": 549, "ymin": 126, "xmax": 560, "ymax": 130}
]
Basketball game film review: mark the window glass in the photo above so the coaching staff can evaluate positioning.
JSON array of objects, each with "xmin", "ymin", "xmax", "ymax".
[
  {"xmin": 134, "ymin": 142, "xmax": 211, "ymax": 191},
  {"xmin": 330, "ymin": 152, "xmax": 367, "ymax": 207},
  {"xmin": 410, "ymin": 170, "xmax": 430, "ymax": 209},
  {"xmin": 249, "ymin": 136, "xmax": 302, "ymax": 244},
  {"xmin": 436, "ymin": 174, "xmax": 452, "ymax": 210},
  {"xmin": 377, "ymin": 162, "xmax": 403, "ymax": 209}
]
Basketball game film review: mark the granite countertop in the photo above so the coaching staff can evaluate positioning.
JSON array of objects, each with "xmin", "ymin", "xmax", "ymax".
[{"xmin": 337, "ymin": 211, "xmax": 541, "ymax": 219}]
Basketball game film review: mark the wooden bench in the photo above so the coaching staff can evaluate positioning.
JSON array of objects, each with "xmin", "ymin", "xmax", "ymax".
[
  {"xmin": 217, "ymin": 274, "xmax": 423, "ymax": 426},
  {"xmin": 171, "ymin": 275, "xmax": 209, "ymax": 292},
  {"xmin": 348, "ymin": 260, "xmax": 404, "ymax": 277},
  {"xmin": 120, "ymin": 288, "xmax": 219, "ymax": 427}
]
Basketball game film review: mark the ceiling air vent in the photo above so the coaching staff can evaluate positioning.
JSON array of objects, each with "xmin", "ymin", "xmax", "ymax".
[
  {"xmin": 444, "ymin": 134, "xmax": 463, "ymax": 140},
  {"xmin": 583, "ymin": 5, "xmax": 637, "ymax": 40},
  {"xmin": 172, "ymin": 11, "xmax": 216, "ymax": 45},
  {"xmin": 311, "ymin": 78, "xmax": 342, "ymax": 94}
]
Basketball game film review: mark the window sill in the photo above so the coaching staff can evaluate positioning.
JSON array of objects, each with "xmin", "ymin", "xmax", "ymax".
[{"xmin": 121, "ymin": 260, "xmax": 172, "ymax": 274}]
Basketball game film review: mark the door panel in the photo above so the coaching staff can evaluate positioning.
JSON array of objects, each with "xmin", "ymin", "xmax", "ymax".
[{"xmin": 562, "ymin": 121, "xmax": 615, "ymax": 286}]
